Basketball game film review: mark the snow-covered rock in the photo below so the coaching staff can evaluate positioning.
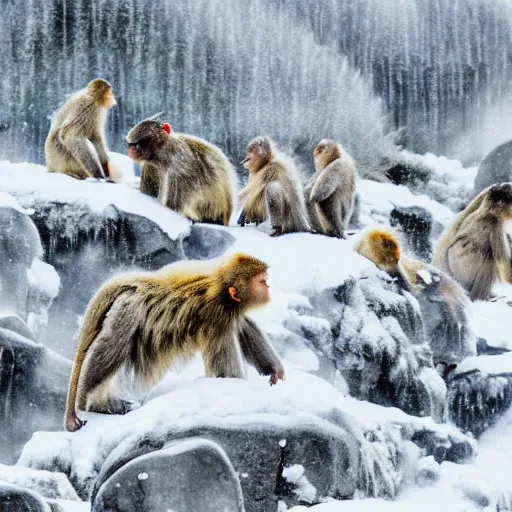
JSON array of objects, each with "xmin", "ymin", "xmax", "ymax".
[
  {"xmin": 17, "ymin": 370, "xmax": 474, "ymax": 510},
  {"xmin": 0, "ymin": 328, "xmax": 71, "ymax": 464},
  {"xmin": 92, "ymin": 438, "xmax": 244, "ymax": 512}
]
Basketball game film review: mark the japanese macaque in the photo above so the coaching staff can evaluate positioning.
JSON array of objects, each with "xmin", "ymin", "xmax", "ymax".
[
  {"xmin": 45, "ymin": 79, "xmax": 120, "ymax": 181},
  {"xmin": 64, "ymin": 253, "xmax": 285, "ymax": 432},
  {"xmin": 237, "ymin": 136, "xmax": 310, "ymax": 236},
  {"xmin": 356, "ymin": 228, "xmax": 476, "ymax": 370},
  {"xmin": 434, "ymin": 183, "xmax": 512, "ymax": 301},
  {"xmin": 304, "ymin": 139, "xmax": 357, "ymax": 238},
  {"xmin": 126, "ymin": 120, "xmax": 237, "ymax": 225}
]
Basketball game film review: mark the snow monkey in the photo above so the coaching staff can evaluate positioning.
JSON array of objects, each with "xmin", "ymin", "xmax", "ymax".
[
  {"xmin": 434, "ymin": 183, "xmax": 512, "ymax": 301},
  {"xmin": 64, "ymin": 253, "xmax": 285, "ymax": 432},
  {"xmin": 356, "ymin": 228, "xmax": 476, "ymax": 370},
  {"xmin": 45, "ymin": 79, "xmax": 120, "ymax": 181},
  {"xmin": 304, "ymin": 139, "xmax": 357, "ymax": 238},
  {"xmin": 237, "ymin": 136, "xmax": 310, "ymax": 236},
  {"xmin": 126, "ymin": 120, "xmax": 237, "ymax": 225}
]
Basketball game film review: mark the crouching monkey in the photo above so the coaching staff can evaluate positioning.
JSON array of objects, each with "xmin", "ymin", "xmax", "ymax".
[
  {"xmin": 238, "ymin": 136, "xmax": 310, "ymax": 236},
  {"xmin": 356, "ymin": 228, "xmax": 476, "ymax": 372},
  {"xmin": 305, "ymin": 139, "xmax": 356, "ymax": 238},
  {"xmin": 45, "ymin": 79, "xmax": 120, "ymax": 181},
  {"xmin": 64, "ymin": 253, "xmax": 285, "ymax": 432},
  {"xmin": 434, "ymin": 183, "xmax": 512, "ymax": 301},
  {"xmin": 127, "ymin": 120, "xmax": 237, "ymax": 225}
]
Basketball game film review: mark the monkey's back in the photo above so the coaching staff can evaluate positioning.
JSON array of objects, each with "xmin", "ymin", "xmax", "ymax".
[{"xmin": 167, "ymin": 134, "xmax": 237, "ymax": 224}]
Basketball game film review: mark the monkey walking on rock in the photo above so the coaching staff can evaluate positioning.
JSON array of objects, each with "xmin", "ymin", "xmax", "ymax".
[
  {"xmin": 237, "ymin": 136, "xmax": 310, "ymax": 236},
  {"xmin": 305, "ymin": 139, "xmax": 357, "ymax": 238},
  {"xmin": 64, "ymin": 253, "xmax": 285, "ymax": 432},
  {"xmin": 45, "ymin": 79, "xmax": 121, "ymax": 182},
  {"xmin": 127, "ymin": 120, "xmax": 237, "ymax": 225}
]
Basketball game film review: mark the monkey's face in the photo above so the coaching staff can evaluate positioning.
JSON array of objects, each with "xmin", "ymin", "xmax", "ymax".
[
  {"xmin": 247, "ymin": 271, "xmax": 271, "ymax": 307},
  {"xmin": 127, "ymin": 121, "xmax": 165, "ymax": 162},
  {"xmin": 242, "ymin": 149, "xmax": 265, "ymax": 173},
  {"xmin": 103, "ymin": 89, "xmax": 117, "ymax": 109}
]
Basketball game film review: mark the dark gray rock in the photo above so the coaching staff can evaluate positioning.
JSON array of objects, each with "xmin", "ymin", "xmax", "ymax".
[
  {"xmin": 182, "ymin": 224, "xmax": 236, "ymax": 260},
  {"xmin": 474, "ymin": 139, "xmax": 512, "ymax": 196},
  {"xmin": 311, "ymin": 272, "xmax": 445, "ymax": 420},
  {"xmin": 382, "ymin": 158, "xmax": 432, "ymax": 193},
  {"xmin": 93, "ymin": 438, "xmax": 245, "ymax": 512},
  {"xmin": 0, "ymin": 328, "xmax": 71, "ymax": 464},
  {"xmin": 390, "ymin": 205, "xmax": 433, "ymax": 261},
  {"xmin": 91, "ymin": 418, "xmax": 361, "ymax": 512},
  {"xmin": 447, "ymin": 368, "xmax": 512, "ymax": 438},
  {"xmin": 0, "ymin": 481, "xmax": 49, "ymax": 512},
  {"xmin": 0, "ymin": 206, "xmax": 42, "ymax": 320},
  {"xmin": 0, "ymin": 315, "xmax": 35, "ymax": 341}
]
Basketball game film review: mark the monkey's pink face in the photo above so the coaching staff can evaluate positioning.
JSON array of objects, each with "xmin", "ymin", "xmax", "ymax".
[
  {"xmin": 249, "ymin": 271, "xmax": 271, "ymax": 305},
  {"xmin": 104, "ymin": 90, "xmax": 117, "ymax": 109}
]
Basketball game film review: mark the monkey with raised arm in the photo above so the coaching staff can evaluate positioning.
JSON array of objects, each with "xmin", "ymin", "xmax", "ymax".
[
  {"xmin": 126, "ymin": 120, "xmax": 237, "ymax": 225},
  {"xmin": 64, "ymin": 253, "xmax": 285, "ymax": 432},
  {"xmin": 45, "ymin": 79, "xmax": 119, "ymax": 181},
  {"xmin": 237, "ymin": 136, "xmax": 310, "ymax": 236},
  {"xmin": 434, "ymin": 183, "xmax": 512, "ymax": 301},
  {"xmin": 356, "ymin": 228, "xmax": 476, "ymax": 370},
  {"xmin": 304, "ymin": 139, "xmax": 357, "ymax": 238}
]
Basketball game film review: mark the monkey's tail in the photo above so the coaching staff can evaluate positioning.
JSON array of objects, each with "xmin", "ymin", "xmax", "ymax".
[{"xmin": 64, "ymin": 283, "xmax": 134, "ymax": 428}]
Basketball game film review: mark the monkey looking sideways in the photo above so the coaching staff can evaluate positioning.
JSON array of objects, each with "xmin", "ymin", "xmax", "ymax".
[
  {"xmin": 356, "ymin": 228, "xmax": 476, "ymax": 371},
  {"xmin": 64, "ymin": 253, "xmax": 285, "ymax": 432},
  {"xmin": 238, "ymin": 136, "xmax": 310, "ymax": 236},
  {"xmin": 305, "ymin": 139, "xmax": 356, "ymax": 238},
  {"xmin": 45, "ymin": 79, "xmax": 120, "ymax": 181},
  {"xmin": 434, "ymin": 183, "xmax": 512, "ymax": 301},
  {"xmin": 127, "ymin": 120, "xmax": 237, "ymax": 225}
]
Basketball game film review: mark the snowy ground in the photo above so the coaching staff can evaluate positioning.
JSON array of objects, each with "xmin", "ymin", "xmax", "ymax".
[{"xmin": 1, "ymin": 151, "xmax": 512, "ymax": 511}]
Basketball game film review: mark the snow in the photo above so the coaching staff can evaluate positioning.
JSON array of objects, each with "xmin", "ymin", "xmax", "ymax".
[
  {"xmin": 27, "ymin": 258, "xmax": 60, "ymax": 299},
  {"xmin": 357, "ymin": 179, "xmax": 455, "ymax": 227},
  {"xmin": 0, "ymin": 190, "xmax": 26, "ymax": 213},
  {"xmin": 282, "ymin": 464, "xmax": 317, "ymax": 504},
  {"xmin": 0, "ymin": 160, "xmax": 190, "ymax": 240},
  {"xmin": 454, "ymin": 353, "xmax": 512, "ymax": 377},
  {"xmin": 470, "ymin": 298, "xmax": 512, "ymax": 351}
]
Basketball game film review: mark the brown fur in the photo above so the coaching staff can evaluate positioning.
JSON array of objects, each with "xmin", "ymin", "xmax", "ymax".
[
  {"xmin": 64, "ymin": 253, "xmax": 284, "ymax": 432},
  {"xmin": 356, "ymin": 228, "xmax": 476, "ymax": 365},
  {"xmin": 238, "ymin": 136, "xmax": 310, "ymax": 235},
  {"xmin": 434, "ymin": 183, "xmax": 512, "ymax": 301},
  {"xmin": 127, "ymin": 120, "xmax": 237, "ymax": 226},
  {"xmin": 305, "ymin": 139, "xmax": 357, "ymax": 238},
  {"xmin": 45, "ymin": 79, "xmax": 116, "ymax": 180}
]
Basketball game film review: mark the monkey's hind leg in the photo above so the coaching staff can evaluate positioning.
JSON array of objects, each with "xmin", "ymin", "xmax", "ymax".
[
  {"xmin": 265, "ymin": 182, "xmax": 287, "ymax": 236},
  {"xmin": 76, "ymin": 331, "xmax": 132, "ymax": 415}
]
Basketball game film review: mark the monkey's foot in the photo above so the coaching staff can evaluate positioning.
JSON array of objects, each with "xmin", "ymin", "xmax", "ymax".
[
  {"xmin": 65, "ymin": 414, "xmax": 87, "ymax": 432},
  {"xmin": 270, "ymin": 226, "xmax": 283, "ymax": 237},
  {"xmin": 108, "ymin": 398, "xmax": 138, "ymax": 415},
  {"xmin": 270, "ymin": 369, "xmax": 286, "ymax": 386}
]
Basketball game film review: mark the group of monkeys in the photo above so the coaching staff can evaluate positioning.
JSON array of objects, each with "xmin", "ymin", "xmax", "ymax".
[
  {"xmin": 50, "ymin": 79, "xmax": 512, "ymax": 432},
  {"xmin": 46, "ymin": 79, "xmax": 357, "ymax": 238}
]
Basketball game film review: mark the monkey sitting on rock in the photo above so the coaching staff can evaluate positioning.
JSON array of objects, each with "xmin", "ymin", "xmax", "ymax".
[
  {"xmin": 127, "ymin": 120, "xmax": 237, "ymax": 226},
  {"xmin": 45, "ymin": 79, "xmax": 120, "ymax": 182},
  {"xmin": 64, "ymin": 253, "xmax": 285, "ymax": 432},
  {"xmin": 237, "ymin": 136, "xmax": 310, "ymax": 236},
  {"xmin": 434, "ymin": 183, "xmax": 512, "ymax": 301},
  {"xmin": 356, "ymin": 228, "xmax": 476, "ymax": 373},
  {"xmin": 304, "ymin": 139, "xmax": 356, "ymax": 238}
]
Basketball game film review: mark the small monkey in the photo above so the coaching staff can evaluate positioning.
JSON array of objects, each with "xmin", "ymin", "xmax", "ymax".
[
  {"xmin": 45, "ymin": 79, "xmax": 119, "ymax": 181},
  {"xmin": 238, "ymin": 136, "xmax": 310, "ymax": 236},
  {"xmin": 356, "ymin": 228, "xmax": 476, "ymax": 369},
  {"xmin": 304, "ymin": 139, "xmax": 356, "ymax": 238},
  {"xmin": 64, "ymin": 253, "xmax": 285, "ymax": 432},
  {"xmin": 434, "ymin": 183, "xmax": 512, "ymax": 301},
  {"xmin": 127, "ymin": 120, "xmax": 237, "ymax": 225}
]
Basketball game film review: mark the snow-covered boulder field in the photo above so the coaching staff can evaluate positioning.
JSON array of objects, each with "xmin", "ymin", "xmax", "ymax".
[{"xmin": 0, "ymin": 156, "xmax": 512, "ymax": 511}]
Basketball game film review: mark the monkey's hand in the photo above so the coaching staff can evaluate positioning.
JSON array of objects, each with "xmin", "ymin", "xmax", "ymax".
[
  {"xmin": 270, "ymin": 368, "xmax": 285, "ymax": 386},
  {"xmin": 65, "ymin": 414, "xmax": 87, "ymax": 432}
]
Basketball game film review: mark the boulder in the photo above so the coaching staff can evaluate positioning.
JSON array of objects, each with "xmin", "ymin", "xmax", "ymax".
[
  {"xmin": 474, "ymin": 139, "xmax": 512, "ymax": 196},
  {"xmin": 92, "ymin": 438, "xmax": 245, "ymax": 512},
  {"xmin": 0, "ymin": 481, "xmax": 50, "ymax": 512}
]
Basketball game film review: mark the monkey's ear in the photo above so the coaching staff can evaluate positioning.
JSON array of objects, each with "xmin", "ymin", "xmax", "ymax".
[
  {"xmin": 163, "ymin": 123, "xmax": 172, "ymax": 135},
  {"xmin": 228, "ymin": 286, "xmax": 242, "ymax": 303}
]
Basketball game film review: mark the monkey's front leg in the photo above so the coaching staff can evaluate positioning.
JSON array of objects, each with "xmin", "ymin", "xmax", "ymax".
[
  {"xmin": 204, "ymin": 333, "xmax": 246, "ymax": 379},
  {"xmin": 238, "ymin": 317, "xmax": 285, "ymax": 385}
]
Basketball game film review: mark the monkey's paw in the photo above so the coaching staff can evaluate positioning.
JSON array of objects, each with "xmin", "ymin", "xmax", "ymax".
[
  {"xmin": 65, "ymin": 415, "xmax": 87, "ymax": 432},
  {"xmin": 270, "ymin": 226, "xmax": 283, "ymax": 237},
  {"xmin": 270, "ymin": 369, "xmax": 285, "ymax": 386}
]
